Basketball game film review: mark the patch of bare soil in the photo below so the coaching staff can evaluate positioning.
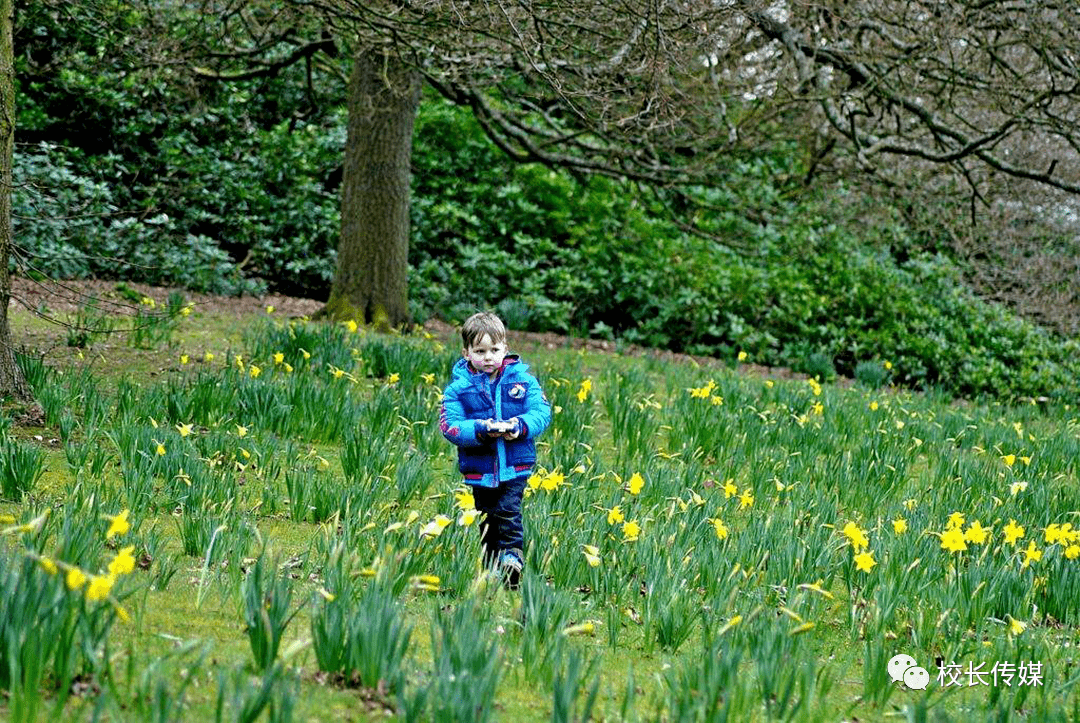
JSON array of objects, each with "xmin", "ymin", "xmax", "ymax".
[
  {"xmin": 10, "ymin": 276, "xmax": 323, "ymax": 318},
  {"xmin": 423, "ymin": 319, "xmax": 820, "ymax": 384},
  {"xmin": 9, "ymin": 276, "xmax": 822, "ymax": 384}
]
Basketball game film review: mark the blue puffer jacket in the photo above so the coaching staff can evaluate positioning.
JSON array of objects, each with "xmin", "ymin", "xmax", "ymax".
[{"xmin": 440, "ymin": 355, "xmax": 551, "ymax": 487}]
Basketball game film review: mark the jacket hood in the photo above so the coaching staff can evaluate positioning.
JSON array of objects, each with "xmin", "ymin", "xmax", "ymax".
[{"xmin": 451, "ymin": 354, "xmax": 526, "ymax": 383}]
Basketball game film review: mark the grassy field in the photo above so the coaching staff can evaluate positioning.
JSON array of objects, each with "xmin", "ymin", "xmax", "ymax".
[{"xmin": 2, "ymin": 290, "xmax": 1079, "ymax": 722}]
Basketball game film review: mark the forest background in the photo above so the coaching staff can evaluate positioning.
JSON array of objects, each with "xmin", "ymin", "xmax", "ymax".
[{"xmin": 10, "ymin": 0, "xmax": 1080, "ymax": 404}]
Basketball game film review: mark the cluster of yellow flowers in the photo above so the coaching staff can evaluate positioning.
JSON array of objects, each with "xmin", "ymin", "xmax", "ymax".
[
  {"xmin": 687, "ymin": 379, "xmax": 723, "ymax": 405},
  {"xmin": 839, "ymin": 509, "xmax": 1080, "ymax": 584},
  {"xmin": 842, "ymin": 521, "xmax": 877, "ymax": 573},
  {"xmin": 29, "ymin": 510, "xmax": 137, "ymax": 620},
  {"xmin": 527, "ymin": 469, "xmax": 569, "ymax": 493}
]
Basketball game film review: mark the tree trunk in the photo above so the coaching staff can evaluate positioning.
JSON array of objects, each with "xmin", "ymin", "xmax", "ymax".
[
  {"xmin": 0, "ymin": 0, "xmax": 32, "ymax": 402},
  {"xmin": 323, "ymin": 45, "xmax": 421, "ymax": 330}
]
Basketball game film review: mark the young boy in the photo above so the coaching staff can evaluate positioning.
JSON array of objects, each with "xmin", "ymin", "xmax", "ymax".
[{"xmin": 440, "ymin": 311, "xmax": 551, "ymax": 588}]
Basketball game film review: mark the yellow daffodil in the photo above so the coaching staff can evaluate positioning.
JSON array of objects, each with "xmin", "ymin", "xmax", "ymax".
[
  {"xmin": 249, "ymin": 365, "xmax": 261, "ymax": 378},
  {"xmin": 965, "ymin": 521, "xmax": 989, "ymax": 545},
  {"xmin": 66, "ymin": 567, "xmax": 88, "ymax": 591},
  {"xmin": 421, "ymin": 373, "xmax": 436, "ymax": 384},
  {"xmin": 203, "ymin": 351, "xmax": 214, "ymax": 363},
  {"xmin": 607, "ymin": 506, "xmax": 624, "ymax": 525},
  {"xmin": 420, "ymin": 515, "xmax": 453, "ymax": 538},
  {"xmin": 892, "ymin": 517, "xmax": 908, "ymax": 534},
  {"xmin": 106, "ymin": 509, "xmax": 131, "ymax": 539},
  {"xmin": 180, "ymin": 304, "xmax": 193, "ymax": 317},
  {"xmin": 723, "ymin": 478, "xmax": 737, "ymax": 499},
  {"xmin": 1004, "ymin": 520, "xmax": 1025, "ymax": 546},
  {"xmin": 737, "ymin": 350, "xmax": 748, "ymax": 362},
  {"xmin": 738, "ymin": 489, "xmax": 754, "ymax": 509},
  {"xmin": 284, "ymin": 363, "xmax": 293, "ymax": 373},
  {"xmin": 1007, "ymin": 615, "xmax": 1027, "ymax": 636},
  {"xmin": 1003, "ymin": 454, "xmax": 1016, "ymax": 467},
  {"xmin": 266, "ymin": 305, "xmax": 275, "ymax": 314},
  {"xmin": 1021, "ymin": 541, "xmax": 1042, "ymax": 569},
  {"xmin": 344, "ymin": 320, "xmax": 358, "ymax": 333},
  {"xmin": 458, "ymin": 510, "xmax": 477, "ymax": 527},
  {"xmin": 387, "ymin": 372, "xmax": 400, "ymax": 384},
  {"xmin": 176, "ymin": 422, "xmax": 193, "ymax": 437},
  {"xmin": 627, "ymin": 472, "xmax": 645, "ymax": 495},
  {"xmin": 843, "ymin": 522, "xmax": 870, "ymax": 552},
  {"xmin": 1045, "ymin": 523, "xmax": 1074, "ymax": 545},
  {"xmin": 455, "ymin": 490, "xmax": 475, "ymax": 510},
  {"xmin": 542, "ymin": 471, "xmax": 564, "ymax": 491},
  {"xmin": 946, "ymin": 512, "xmax": 965, "ymax": 530},
  {"xmin": 155, "ymin": 442, "xmax": 166, "ymax": 456},
  {"xmin": 884, "ymin": 360, "xmax": 892, "ymax": 370},
  {"xmin": 716, "ymin": 614, "xmax": 742, "ymax": 636},
  {"xmin": 236, "ymin": 424, "xmax": 248, "ymax": 438},
  {"xmin": 710, "ymin": 518, "xmax": 729, "ymax": 540},
  {"xmin": 1010, "ymin": 480, "xmax": 1028, "ymax": 496},
  {"xmin": 854, "ymin": 550, "xmax": 876, "ymax": 573},
  {"xmin": 180, "ymin": 354, "xmax": 189, "ymax": 365},
  {"xmin": 273, "ymin": 352, "xmax": 284, "ymax": 364},
  {"xmin": 582, "ymin": 544, "xmax": 601, "ymax": 567},
  {"xmin": 1065, "ymin": 545, "xmax": 1080, "ymax": 560},
  {"xmin": 108, "ymin": 546, "xmax": 137, "ymax": 577},
  {"xmin": 940, "ymin": 527, "xmax": 968, "ymax": 553},
  {"xmin": 576, "ymin": 379, "xmax": 592, "ymax": 403},
  {"xmin": 300, "ymin": 348, "xmax": 311, "ymax": 360},
  {"xmin": 39, "ymin": 557, "xmax": 58, "ymax": 575},
  {"xmin": 622, "ymin": 520, "xmax": 641, "ymax": 542},
  {"xmin": 869, "ymin": 401, "xmax": 879, "ymax": 411},
  {"xmin": 562, "ymin": 621, "xmax": 595, "ymax": 636},
  {"xmin": 86, "ymin": 574, "xmax": 114, "ymax": 602}
]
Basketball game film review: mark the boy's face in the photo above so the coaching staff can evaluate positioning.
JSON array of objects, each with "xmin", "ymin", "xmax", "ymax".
[{"xmin": 463, "ymin": 334, "xmax": 507, "ymax": 375}]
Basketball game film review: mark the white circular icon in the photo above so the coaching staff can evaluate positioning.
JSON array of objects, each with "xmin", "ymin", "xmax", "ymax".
[
  {"xmin": 903, "ymin": 666, "xmax": 930, "ymax": 690},
  {"xmin": 887, "ymin": 653, "xmax": 918, "ymax": 683}
]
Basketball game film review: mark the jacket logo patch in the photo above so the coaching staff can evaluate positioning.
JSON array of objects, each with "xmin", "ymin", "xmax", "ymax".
[{"xmin": 508, "ymin": 383, "xmax": 526, "ymax": 399}]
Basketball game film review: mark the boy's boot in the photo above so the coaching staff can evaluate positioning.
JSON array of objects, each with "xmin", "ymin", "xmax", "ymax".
[{"xmin": 499, "ymin": 547, "xmax": 524, "ymax": 590}]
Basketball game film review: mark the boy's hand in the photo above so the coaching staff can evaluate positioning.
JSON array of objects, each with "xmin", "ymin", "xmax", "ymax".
[
  {"xmin": 498, "ymin": 417, "xmax": 523, "ymax": 440},
  {"xmin": 475, "ymin": 418, "xmax": 505, "ymax": 439}
]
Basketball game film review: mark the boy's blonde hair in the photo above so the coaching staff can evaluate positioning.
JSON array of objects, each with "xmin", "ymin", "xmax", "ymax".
[{"xmin": 461, "ymin": 312, "xmax": 507, "ymax": 349}]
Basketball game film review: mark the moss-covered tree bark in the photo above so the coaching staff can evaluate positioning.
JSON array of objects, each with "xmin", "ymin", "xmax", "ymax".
[
  {"xmin": 0, "ymin": 0, "xmax": 32, "ymax": 402},
  {"xmin": 323, "ymin": 45, "xmax": 420, "ymax": 330}
]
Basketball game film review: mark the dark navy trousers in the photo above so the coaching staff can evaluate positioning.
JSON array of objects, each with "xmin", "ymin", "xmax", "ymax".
[{"xmin": 471, "ymin": 474, "xmax": 527, "ymax": 562}]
